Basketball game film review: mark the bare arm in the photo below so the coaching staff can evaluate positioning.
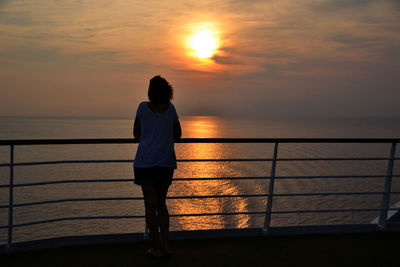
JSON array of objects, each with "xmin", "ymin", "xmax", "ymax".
[
  {"xmin": 173, "ymin": 120, "xmax": 182, "ymax": 141},
  {"xmin": 133, "ymin": 116, "xmax": 141, "ymax": 141}
]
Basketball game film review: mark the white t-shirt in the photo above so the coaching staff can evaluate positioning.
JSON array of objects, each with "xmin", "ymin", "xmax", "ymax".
[{"xmin": 134, "ymin": 102, "xmax": 179, "ymax": 168}]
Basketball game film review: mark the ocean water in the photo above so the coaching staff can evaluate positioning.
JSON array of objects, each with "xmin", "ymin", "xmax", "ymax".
[{"xmin": 0, "ymin": 116, "xmax": 399, "ymax": 244}]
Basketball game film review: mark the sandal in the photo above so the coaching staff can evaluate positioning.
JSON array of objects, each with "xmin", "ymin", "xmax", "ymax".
[{"xmin": 146, "ymin": 248, "xmax": 164, "ymax": 259}]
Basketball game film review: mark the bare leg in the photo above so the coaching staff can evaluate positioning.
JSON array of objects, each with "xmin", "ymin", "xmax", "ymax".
[
  {"xmin": 141, "ymin": 185, "xmax": 162, "ymax": 256},
  {"xmin": 156, "ymin": 184, "xmax": 170, "ymax": 252}
]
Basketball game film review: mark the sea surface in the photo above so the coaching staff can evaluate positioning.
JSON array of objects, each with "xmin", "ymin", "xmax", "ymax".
[{"xmin": 0, "ymin": 116, "xmax": 399, "ymax": 244}]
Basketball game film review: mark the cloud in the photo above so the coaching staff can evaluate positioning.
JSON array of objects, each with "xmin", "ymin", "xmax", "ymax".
[
  {"xmin": 373, "ymin": 45, "xmax": 400, "ymax": 61},
  {"xmin": 0, "ymin": 10, "xmax": 37, "ymax": 26},
  {"xmin": 0, "ymin": 41, "xmax": 152, "ymax": 74},
  {"xmin": 330, "ymin": 34, "xmax": 380, "ymax": 47},
  {"xmin": 0, "ymin": 0, "xmax": 11, "ymax": 7},
  {"xmin": 311, "ymin": 0, "xmax": 377, "ymax": 11}
]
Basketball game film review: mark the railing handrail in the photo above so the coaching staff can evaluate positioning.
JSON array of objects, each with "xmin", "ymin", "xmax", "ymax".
[
  {"xmin": 1, "ymin": 138, "xmax": 398, "ymax": 254},
  {"xmin": 1, "ymin": 137, "xmax": 400, "ymax": 146}
]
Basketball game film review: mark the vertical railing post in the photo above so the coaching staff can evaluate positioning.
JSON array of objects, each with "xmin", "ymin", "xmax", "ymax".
[
  {"xmin": 263, "ymin": 142, "xmax": 278, "ymax": 235},
  {"xmin": 7, "ymin": 144, "xmax": 14, "ymax": 253},
  {"xmin": 144, "ymin": 222, "xmax": 149, "ymax": 240},
  {"xmin": 378, "ymin": 142, "xmax": 397, "ymax": 231}
]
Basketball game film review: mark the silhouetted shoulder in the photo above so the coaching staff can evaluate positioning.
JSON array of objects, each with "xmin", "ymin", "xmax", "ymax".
[{"xmin": 135, "ymin": 102, "xmax": 147, "ymax": 118}]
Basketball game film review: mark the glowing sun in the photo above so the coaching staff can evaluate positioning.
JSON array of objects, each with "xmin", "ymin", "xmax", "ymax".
[{"xmin": 189, "ymin": 29, "xmax": 219, "ymax": 59}]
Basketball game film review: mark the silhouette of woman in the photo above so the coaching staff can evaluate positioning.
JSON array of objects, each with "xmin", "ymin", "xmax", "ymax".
[{"xmin": 133, "ymin": 75, "xmax": 181, "ymax": 258}]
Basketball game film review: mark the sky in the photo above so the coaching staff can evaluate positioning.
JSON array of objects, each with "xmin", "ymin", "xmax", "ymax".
[{"xmin": 0, "ymin": 0, "xmax": 399, "ymax": 119}]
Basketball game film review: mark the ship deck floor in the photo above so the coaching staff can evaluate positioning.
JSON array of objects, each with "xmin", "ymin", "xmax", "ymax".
[{"xmin": 2, "ymin": 232, "xmax": 400, "ymax": 267}]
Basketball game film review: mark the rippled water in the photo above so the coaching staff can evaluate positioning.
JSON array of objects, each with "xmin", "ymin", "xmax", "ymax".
[{"xmin": 0, "ymin": 116, "xmax": 399, "ymax": 243}]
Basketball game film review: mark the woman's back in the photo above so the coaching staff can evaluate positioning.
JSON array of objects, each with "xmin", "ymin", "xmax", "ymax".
[
  {"xmin": 146, "ymin": 101, "xmax": 170, "ymax": 114},
  {"xmin": 134, "ymin": 101, "xmax": 179, "ymax": 168}
]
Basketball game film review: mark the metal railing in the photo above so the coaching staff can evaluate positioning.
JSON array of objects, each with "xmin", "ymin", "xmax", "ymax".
[{"xmin": 0, "ymin": 138, "xmax": 399, "ymax": 253}]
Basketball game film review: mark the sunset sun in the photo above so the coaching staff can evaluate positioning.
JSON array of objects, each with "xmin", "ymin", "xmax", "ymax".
[{"xmin": 189, "ymin": 29, "xmax": 219, "ymax": 59}]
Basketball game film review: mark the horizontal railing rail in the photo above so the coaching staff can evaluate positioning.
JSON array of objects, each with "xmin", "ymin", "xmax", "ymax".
[
  {"xmin": 2, "ymin": 157, "xmax": 400, "ymax": 167},
  {"xmin": 0, "ymin": 138, "xmax": 398, "ymax": 254},
  {"xmin": 2, "ymin": 175, "xmax": 399, "ymax": 189},
  {"xmin": 1, "ymin": 137, "xmax": 400, "ymax": 145}
]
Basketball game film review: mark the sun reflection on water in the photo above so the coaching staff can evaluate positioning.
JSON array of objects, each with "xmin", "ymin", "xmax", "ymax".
[{"xmin": 170, "ymin": 116, "xmax": 250, "ymax": 230}]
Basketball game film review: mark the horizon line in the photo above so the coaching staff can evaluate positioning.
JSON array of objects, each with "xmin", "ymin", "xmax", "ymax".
[{"xmin": 1, "ymin": 115, "xmax": 400, "ymax": 121}]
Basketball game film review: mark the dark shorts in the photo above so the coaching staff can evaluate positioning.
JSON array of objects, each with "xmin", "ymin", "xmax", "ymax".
[{"xmin": 133, "ymin": 166, "xmax": 174, "ymax": 186}]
